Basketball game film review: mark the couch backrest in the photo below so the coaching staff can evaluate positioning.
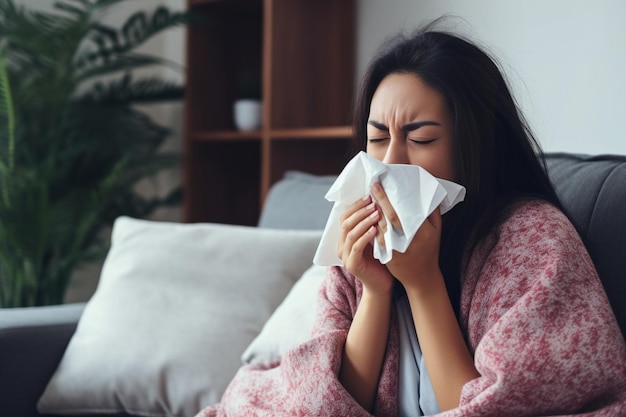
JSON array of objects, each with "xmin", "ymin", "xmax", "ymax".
[
  {"xmin": 260, "ymin": 154, "xmax": 626, "ymax": 338},
  {"xmin": 545, "ymin": 153, "xmax": 626, "ymax": 338}
]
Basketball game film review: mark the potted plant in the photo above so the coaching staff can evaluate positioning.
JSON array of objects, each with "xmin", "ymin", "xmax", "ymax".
[{"xmin": 0, "ymin": 0, "xmax": 189, "ymax": 307}]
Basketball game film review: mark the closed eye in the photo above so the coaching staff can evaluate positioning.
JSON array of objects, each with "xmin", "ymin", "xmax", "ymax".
[
  {"xmin": 368, "ymin": 137, "xmax": 389, "ymax": 143},
  {"xmin": 409, "ymin": 138, "xmax": 437, "ymax": 145}
]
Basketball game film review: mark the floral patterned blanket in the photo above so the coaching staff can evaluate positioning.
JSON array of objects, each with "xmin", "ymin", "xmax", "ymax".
[{"xmin": 197, "ymin": 201, "xmax": 626, "ymax": 416}]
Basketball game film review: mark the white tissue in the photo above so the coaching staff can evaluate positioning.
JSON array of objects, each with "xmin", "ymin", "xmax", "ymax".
[{"xmin": 313, "ymin": 152, "xmax": 466, "ymax": 266}]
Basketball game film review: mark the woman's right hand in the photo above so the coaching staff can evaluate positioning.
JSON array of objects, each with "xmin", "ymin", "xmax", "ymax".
[
  {"xmin": 337, "ymin": 196, "xmax": 394, "ymax": 411},
  {"xmin": 337, "ymin": 195, "xmax": 394, "ymax": 294}
]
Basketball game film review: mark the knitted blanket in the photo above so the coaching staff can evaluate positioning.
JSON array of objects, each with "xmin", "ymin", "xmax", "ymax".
[{"xmin": 196, "ymin": 201, "xmax": 626, "ymax": 416}]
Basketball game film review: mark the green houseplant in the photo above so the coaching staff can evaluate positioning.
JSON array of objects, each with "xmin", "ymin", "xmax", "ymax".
[{"xmin": 0, "ymin": 0, "xmax": 189, "ymax": 307}]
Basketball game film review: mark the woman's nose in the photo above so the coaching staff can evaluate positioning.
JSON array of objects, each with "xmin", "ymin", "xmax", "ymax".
[{"xmin": 382, "ymin": 138, "xmax": 409, "ymax": 164}]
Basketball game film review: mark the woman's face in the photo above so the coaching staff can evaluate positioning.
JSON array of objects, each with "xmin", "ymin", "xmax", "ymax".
[{"xmin": 366, "ymin": 72, "xmax": 456, "ymax": 182}]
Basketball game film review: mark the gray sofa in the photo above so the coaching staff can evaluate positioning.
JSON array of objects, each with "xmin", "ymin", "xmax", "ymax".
[{"xmin": 1, "ymin": 152, "xmax": 625, "ymax": 417}]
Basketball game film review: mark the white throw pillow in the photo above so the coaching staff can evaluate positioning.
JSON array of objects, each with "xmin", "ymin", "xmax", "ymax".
[
  {"xmin": 37, "ymin": 217, "xmax": 322, "ymax": 417},
  {"xmin": 241, "ymin": 264, "xmax": 328, "ymax": 365}
]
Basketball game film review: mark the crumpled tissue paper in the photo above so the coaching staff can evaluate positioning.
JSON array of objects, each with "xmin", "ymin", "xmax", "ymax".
[{"xmin": 313, "ymin": 151, "xmax": 466, "ymax": 266}]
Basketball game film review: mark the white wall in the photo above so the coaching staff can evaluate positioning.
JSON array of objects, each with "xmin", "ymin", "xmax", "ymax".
[{"xmin": 357, "ymin": 0, "xmax": 626, "ymax": 155}]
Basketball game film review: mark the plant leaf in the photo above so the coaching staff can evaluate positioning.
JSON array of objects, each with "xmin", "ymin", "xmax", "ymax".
[
  {"xmin": 74, "ymin": 7, "xmax": 189, "ymax": 72},
  {"xmin": 53, "ymin": 1, "xmax": 87, "ymax": 19},
  {"xmin": 75, "ymin": 53, "xmax": 183, "ymax": 82},
  {"xmin": 78, "ymin": 73, "xmax": 184, "ymax": 104},
  {"xmin": 0, "ymin": 48, "xmax": 15, "ymax": 174}
]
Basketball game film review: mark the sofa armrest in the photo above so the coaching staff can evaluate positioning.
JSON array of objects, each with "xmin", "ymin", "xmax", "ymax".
[{"xmin": 0, "ymin": 303, "xmax": 85, "ymax": 417}]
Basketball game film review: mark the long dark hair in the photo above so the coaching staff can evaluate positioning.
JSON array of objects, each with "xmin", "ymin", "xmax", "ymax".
[{"xmin": 353, "ymin": 27, "xmax": 563, "ymax": 316}]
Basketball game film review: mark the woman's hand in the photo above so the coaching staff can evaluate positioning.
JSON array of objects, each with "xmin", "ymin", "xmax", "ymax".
[
  {"xmin": 370, "ymin": 181, "xmax": 479, "ymax": 410},
  {"xmin": 370, "ymin": 181, "xmax": 443, "ymax": 294},
  {"xmin": 337, "ymin": 195, "xmax": 394, "ymax": 294},
  {"xmin": 337, "ymin": 195, "xmax": 394, "ymax": 412}
]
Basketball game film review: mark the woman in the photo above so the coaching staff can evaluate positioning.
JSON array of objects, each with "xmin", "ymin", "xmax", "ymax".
[{"xmin": 198, "ymin": 28, "xmax": 626, "ymax": 417}]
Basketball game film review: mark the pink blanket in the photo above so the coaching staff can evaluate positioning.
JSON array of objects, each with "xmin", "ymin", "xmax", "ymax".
[{"xmin": 197, "ymin": 201, "xmax": 626, "ymax": 416}]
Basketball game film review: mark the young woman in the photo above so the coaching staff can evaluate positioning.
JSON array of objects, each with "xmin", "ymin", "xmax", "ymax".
[{"xmin": 198, "ymin": 29, "xmax": 626, "ymax": 417}]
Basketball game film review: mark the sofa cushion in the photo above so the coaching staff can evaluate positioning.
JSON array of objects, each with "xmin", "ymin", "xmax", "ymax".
[
  {"xmin": 241, "ymin": 264, "xmax": 328, "ymax": 365},
  {"xmin": 37, "ymin": 217, "xmax": 321, "ymax": 417},
  {"xmin": 0, "ymin": 303, "xmax": 84, "ymax": 417},
  {"xmin": 545, "ymin": 153, "xmax": 626, "ymax": 337},
  {"xmin": 258, "ymin": 171, "xmax": 335, "ymax": 230}
]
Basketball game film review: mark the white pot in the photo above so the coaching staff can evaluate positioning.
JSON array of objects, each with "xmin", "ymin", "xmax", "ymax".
[{"xmin": 233, "ymin": 99, "xmax": 262, "ymax": 131}]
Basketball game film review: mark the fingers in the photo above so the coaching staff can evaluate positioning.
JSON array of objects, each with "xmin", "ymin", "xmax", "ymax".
[
  {"xmin": 376, "ymin": 214, "xmax": 387, "ymax": 248},
  {"xmin": 345, "ymin": 223, "xmax": 377, "ymax": 267},
  {"xmin": 370, "ymin": 182, "xmax": 403, "ymax": 239},
  {"xmin": 337, "ymin": 196, "xmax": 379, "ymax": 261},
  {"xmin": 337, "ymin": 185, "xmax": 442, "ymax": 277}
]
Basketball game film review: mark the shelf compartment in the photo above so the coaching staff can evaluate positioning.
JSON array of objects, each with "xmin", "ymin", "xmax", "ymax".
[
  {"xmin": 186, "ymin": 0, "xmax": 263, "ymax": 132},
  {"xmin": 268, "ymin": 0, "xmax": 354, "ymax": 129},
  {"xmin": 183, "ymin": 141, "xmax": 261, "ymax": 225}
]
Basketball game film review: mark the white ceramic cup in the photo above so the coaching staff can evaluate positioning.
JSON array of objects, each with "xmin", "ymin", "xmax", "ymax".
[{"xmin": 233, "ymin": 99, "xmax": 262, "ymax": 131}]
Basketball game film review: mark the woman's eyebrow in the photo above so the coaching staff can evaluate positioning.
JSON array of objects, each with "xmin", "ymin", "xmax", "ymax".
[
  {"xmin": 368, "ymin": 120, "xmax": 389, "ymax": 132},
  {"xmin": 402, "ymin": 121, "xmax": 441, "ymax": 133},
  {"xmin": 368, "ymin": 120, "xmax": 442, "ymax": 133}
]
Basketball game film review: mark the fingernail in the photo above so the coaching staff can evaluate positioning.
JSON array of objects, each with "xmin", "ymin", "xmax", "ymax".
[
  {"xmin": 371, "ymin": 182, "xmax": 381, "ymax": 193},
  {"xmin": 366, "ymin": 202, "xmax": 375, "ymax": 210}
]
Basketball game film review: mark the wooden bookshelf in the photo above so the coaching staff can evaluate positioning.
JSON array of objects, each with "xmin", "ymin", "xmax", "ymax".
[{"xmin": 183, "ymin": 0, "xmax": 355, "ymax": 225}]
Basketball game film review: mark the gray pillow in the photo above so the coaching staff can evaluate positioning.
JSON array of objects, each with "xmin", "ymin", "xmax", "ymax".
[{"xmin": 258, "ymin": 171, "xmax": 336, "ymax": 230}]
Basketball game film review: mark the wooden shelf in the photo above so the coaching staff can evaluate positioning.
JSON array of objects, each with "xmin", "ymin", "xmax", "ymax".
[
  {"xmin": 270, "ymin": 126, "xmax": 353, "ymax": 140},
  {"xmin": 183, "ymin": 0, "xmax": 355, "ymax": 224},
  {"xmin": 190, "ymin": 125, "xmax": 352, "ymax": 142}
]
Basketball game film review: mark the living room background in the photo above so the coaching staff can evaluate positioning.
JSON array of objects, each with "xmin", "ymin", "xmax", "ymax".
[
  {"xmin": 12, "ymin": 0, "xmax": 625, "ymax": 302},
  {"xmin": 17, "ymin": 0, "xmax": 625, "ymax": 157}
]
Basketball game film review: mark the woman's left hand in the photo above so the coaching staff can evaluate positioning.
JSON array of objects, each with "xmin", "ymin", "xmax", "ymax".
[{"xmin": 370, "ymin": 181, "xmax": 444, "ymax": 294}]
